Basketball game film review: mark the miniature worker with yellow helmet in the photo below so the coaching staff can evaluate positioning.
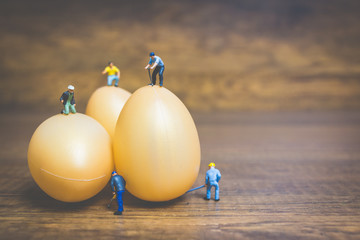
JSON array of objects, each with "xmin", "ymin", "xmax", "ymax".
[{"xmin": 204, "ymin": 162, "xmax": 221, "ymax": 201}]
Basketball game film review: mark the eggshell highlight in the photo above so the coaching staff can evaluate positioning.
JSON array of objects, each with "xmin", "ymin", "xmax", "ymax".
[
  {"xmin": 114, "ymin": 85, "xmax": 201, "ymax": 202},
  {"xmin": 27, "ymin": 113, "xmax": 113, "ymax": 202},
  {"xmin": 86, "ymin": 86, "xmax": 131, "ymax": 139}
]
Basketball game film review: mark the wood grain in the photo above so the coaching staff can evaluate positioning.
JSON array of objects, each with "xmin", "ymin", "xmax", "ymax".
[{"xmin": 0, "ymin": 111, "xmax": 359, "ymax": 239}]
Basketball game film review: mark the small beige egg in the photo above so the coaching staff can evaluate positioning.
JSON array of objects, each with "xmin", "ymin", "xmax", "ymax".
[
  {"xmin": 28, "ymin": 113, "xmax": 113, "ymax": 202},
  {"xmin": 86, "ymin": 86, "xmax": 131, "ymax": 139}
]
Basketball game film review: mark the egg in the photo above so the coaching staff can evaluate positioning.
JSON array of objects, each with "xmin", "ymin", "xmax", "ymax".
[
  {"xmin": 27, "ymin": 113, "xmax": 113, "ymax": 202},
  {"xmin": 113, "ymin": 85, "xmax": 201, "ymax": 202},
  {"xmin": 86, "ymin": 86, "xmax": 131, "ymax": 139}
]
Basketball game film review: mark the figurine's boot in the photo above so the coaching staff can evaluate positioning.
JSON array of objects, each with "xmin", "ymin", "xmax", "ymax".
[{"xmin": 114, "ymin": 211, "xmax": 122, "ymax": 215}]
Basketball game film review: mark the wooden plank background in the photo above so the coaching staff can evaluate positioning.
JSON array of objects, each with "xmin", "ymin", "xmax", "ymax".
[{"xmin": 0, "ymin": 111, "xmax": 359, "ymax": 239}]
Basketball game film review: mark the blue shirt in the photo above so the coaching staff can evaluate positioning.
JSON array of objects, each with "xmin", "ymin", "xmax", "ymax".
[
  {"xmin": 149, "ymin": 56, "xmax": 164, "ymax": 67},
  {"xmin": 205, "ymin": 167, "xmax": 221, "ymax": 185},
  {"xmin": 110, "ymin": 175, "xmax": 126, "ymax": 192}
]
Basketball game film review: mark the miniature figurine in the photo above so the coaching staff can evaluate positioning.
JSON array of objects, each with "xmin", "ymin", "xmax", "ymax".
[
  {"xmin": 60, "ymin": 85, "xmax": 76, "ymax": 115},
  {"xmin": 144, "ymin": 52, "xmax": 165, "ymax": 87},
  {"xmin": 110, "ymin": 171, "xmax": 126, "ymax": 215},
  {"xmin": 102, "ymin": 61, "xmax": 120, "ymax": 87},
  {"xmin": 204, "ymin": 163, "xmax": 221, "ymax": 201}
]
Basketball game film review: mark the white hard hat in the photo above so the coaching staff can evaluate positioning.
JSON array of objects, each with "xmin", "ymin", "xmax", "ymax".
[{"xmin": 68, "ymin": 85, "xmax": 75, "ymax": 90}]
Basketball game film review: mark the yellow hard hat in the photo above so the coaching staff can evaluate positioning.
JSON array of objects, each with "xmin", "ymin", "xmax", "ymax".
[{"xmin": 208, "ymin": 163, "xmax": 215, "ymax": 167}]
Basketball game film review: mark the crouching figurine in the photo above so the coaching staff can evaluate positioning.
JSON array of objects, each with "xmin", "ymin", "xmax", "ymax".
[{"xmin": 60, "ymin": 85, "xmax": 76, "ymax": 115}]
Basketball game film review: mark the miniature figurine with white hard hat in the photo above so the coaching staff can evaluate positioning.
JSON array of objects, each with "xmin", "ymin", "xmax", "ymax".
[
  {"xmin": 204, "ymin": 162, "xmax": 221, "ymax": 201},
  {"xmin": 60, "ymin": 85, "xmax": 76, "ymax": 115}
]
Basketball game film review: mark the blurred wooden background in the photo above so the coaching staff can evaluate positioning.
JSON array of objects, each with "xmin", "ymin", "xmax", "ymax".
[
  {"xmin": 0, "ymin": 111, "xmax": 359, "ymax": 239},
  {"xmin": 1, "ymin": 0, "xmax": 360, "ymax": 112}
]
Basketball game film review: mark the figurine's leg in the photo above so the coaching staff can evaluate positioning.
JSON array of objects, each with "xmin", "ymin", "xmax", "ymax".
[
  {"xmin": 152, "ymin": 68, "xmax": 159, "ymax": 85},
  {"xmin": 117, "ymin": 190, "xmax": 124, "ymax": 212},
  {"xmin": 114, "ymin": 76, "xmax": 119, "ymax": 87},
  {"xmin": 63, "ymin": 104, "xmax": 70, "ymax": 115},
  {"xmin": 107, "ymin": 76, "xmax": 113, "ymax": 86},
  {"xmin": 214, "ymin": 183, "xmax": 220, "ymax": 201},
  {"xmin": 114, "ymin": 191, "xmax": 123, "ymax": 215},
  {"xmin": 159, "ymin": 66, "xmax": 165, "ymax": 86},
  {"xmin": 206, "ymin": 185, "xmax": 212, "ymax": 200},
  {"xmin": 70, "ymin": 104, "xmax": 76, "ymax": 114}
]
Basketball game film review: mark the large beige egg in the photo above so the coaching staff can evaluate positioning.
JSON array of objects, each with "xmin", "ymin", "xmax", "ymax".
[
  {"xmin": 113, "ymin": 85, "xmax": 201, "ymax": 202},
  {"xmin": 28, "ymin": 113, "xmax": 113, "ymax": 202},
  {"xmin": 86, "ymin": 86, "xmax": 131, "ymax": 139}
]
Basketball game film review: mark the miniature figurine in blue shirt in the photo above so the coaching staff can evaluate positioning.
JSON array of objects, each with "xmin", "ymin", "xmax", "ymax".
[
  {"xmin": 60, "ymin": 85, "xmax": 76, "ymax": 115},
  {"xmin": 144, "ymin": 52, "xmax": 165, "ymax": 87},
  {"xmin": 110, "ymin": 171, "xmax": 126, "ymax": 215},
  {"xmin": 204, "ymin": 163, "xmax": 221, "ymax": 201}
]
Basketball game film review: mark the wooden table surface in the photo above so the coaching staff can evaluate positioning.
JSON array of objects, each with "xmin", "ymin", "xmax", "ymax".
[{"xmin": 0, "ymin": 111, "xmax": 359, "ymax": 240}]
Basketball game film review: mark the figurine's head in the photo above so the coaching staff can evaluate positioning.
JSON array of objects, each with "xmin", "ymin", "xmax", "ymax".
[
  {"xmin": 108, "ymin": 61, "xmax": 114, "ymax": 67},
  {"xmin": 208, "ymin": 162, "xmax": 215, "ymax": 169},
  {"xmin": 68, "ymin": 85, "xmax": 75, "ymax": 93},
  {"xmin": 112, "ymin": 171, "xmax": 117, "ymax": 176},
  {"xmin": 149, "ymin": 52, "xmax": 155, "ymax": 59}
]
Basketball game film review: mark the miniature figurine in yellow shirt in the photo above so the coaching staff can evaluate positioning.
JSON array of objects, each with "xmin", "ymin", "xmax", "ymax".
[{"xmin": 102, "ymin": 61, "xmax": 120, "ymax": 87}]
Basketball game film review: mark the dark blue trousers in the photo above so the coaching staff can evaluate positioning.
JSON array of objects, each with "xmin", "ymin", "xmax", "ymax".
[
  {"xmin": 116, "ymin": 190, "xmax": 124, "ymax": 212},
  {"xmin": 152, "ymin": 65, "xmax": 165, "ymax": 86}
]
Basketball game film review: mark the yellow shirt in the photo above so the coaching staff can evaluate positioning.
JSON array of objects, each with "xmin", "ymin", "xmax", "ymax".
[{"xmin": 104, "ymin": 66, "xmax": 120, "ymax": 76}]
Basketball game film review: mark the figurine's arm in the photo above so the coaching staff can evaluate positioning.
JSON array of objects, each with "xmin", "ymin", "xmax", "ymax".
[
  {"xmin": 60, "ymin": 93, "xmax": 66, "ymax": 103},
  {"xmin": 217, "ymin": 171, "xmax": 221, "ymax": 182},
  {"xmin": 150, "ymin": 62, "xmax": 158, "ymax": 70},
  {"xmin": 145, "ymin": 58, "xmax": 153, "ymax": 69},
  {"xmin": 205, "ymin": 174, "xmax": 209, "ymax": 185},
  {"xmin": 102, "ymin": 68, "xmax": 108, "ymax": 75},
  {"xmin": 71, "ymin": 94, "xmax": 76, "ymax": 106},
  {"xmin": 110, "ymin": 178, "xmax": 115, "ymax": 192}
]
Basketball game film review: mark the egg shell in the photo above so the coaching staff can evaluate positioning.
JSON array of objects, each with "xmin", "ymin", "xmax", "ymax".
[
  {"xmin": 27, "ymin": 113, "xmax": 113, "ymax": 202},
  {"xmin": 114, "ymin": 85, "xmax": 201, "ymax": 202},
  {"xmin": 86, "ymin": 86, "xmax": 131, "ymax": 139}
]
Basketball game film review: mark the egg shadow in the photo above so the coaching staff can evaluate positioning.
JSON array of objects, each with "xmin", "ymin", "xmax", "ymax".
[
  {"xmin": 22, "ymin": 181, "xmax": 109, "ymax": 212},
  {"xmin": 121, "ymin": 190, "xmax": 187, "ymax": 209},
  {"xmin": 22, "ymin": 180, "xmax": 191, "ymax": 212}
]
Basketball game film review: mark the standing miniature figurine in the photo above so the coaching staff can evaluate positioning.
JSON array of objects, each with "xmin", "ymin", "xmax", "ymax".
[
  {"xmin": 144, "ymin": 52, "xmax": 165, "ymax": 87},
  {"xmin": 60, "ymin": 85, "xmax": 76, "ymax": 115},
  {"xmin": 204, "ymin": 163, "xmax": 221, "ymax": 201},
  {"xmin": 102, "ymin": 61, "xmax": 120, "ymax": 87},
  {"xmin": 110, "ymin": 171, "xmax": 126, "ymax": 215}
]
